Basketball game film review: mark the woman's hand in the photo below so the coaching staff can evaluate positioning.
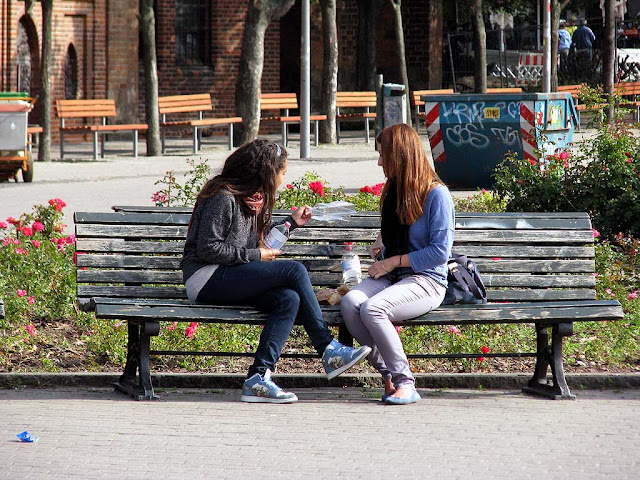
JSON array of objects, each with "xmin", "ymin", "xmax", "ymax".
[
  {"xmin": 368, "ymin": 233, "xmax": 383, "ymax": 260},
  {"xmin": 368, "ymin": 258, "xmax": 395, "ymax": 280},
  {"xmin": 260, "ymin": 248, "xmax": 282, "ymax": 261},
  {"xmin": 291, "ymin": 205, "xmax": 313, "ymax": 227}
]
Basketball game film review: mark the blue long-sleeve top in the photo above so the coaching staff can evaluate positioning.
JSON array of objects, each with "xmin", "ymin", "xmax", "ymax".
[{"xmin": 384, "ymin": 185, "xmax": 455, "ymax": 286}]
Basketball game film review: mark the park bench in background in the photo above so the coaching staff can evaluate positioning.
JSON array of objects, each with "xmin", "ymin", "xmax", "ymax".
[
  {"xmin": 412, "ymin": 89, "xmax": 454, "ymax": 133},
  {"xmin": 260, "ymin": 93, "xmax": 327, "ymax": 147},
  {"xmin": 486, "ymin": 87, "xmax": 523, "ymax": 93},
  {"xmin": 74, "ymin": 207, "xmax": 623, "ymax": 401},
  {"xmin": 614, "ymin": 81, "xmax": 640, "ymax": 122},
  {"xmin": 336, "ymin": 91, "xmax": 377, "ymax": 143},
  {"xmin": 55, "ymin": 99, "xmax": 148, "ymax": 160},
  {"xmin": 158, "ymin": 94, "xmax": 241, "ymax": 153}
]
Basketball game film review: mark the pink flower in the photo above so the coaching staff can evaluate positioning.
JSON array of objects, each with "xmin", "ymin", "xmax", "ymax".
[
  {"xmin": 309, "ymin": 181, "xmax": 325, "ymax": 197},
  {"xmin": 31, "ymin": 240, "xmax": 40, "ymax": 248},
  {"xmin": 28, "ymin": 296, "xmax": 35, "ymax": 305},
  {"xmin": 592, "ymin": 229, "xmax": 600, "ymax": 238},
  {"xmin": 185, "ymin": 322, "xmax": 198, "ymax": 338},
  {"xmin": 21, "ymin": 227, "xmax": 33, "ymax": 237},
  {"xmin": 24, "ymin": 325, "xmax": 36, "ymax": 336},
  {"xmin": 395, "ymin": 326, "xmax": 403, "ymax": 334},
  {"xmin": 16, "ymin": 289, "xmax": 27, "ymax": 297},
  {"xmin": 166, "ymin": 321, "xmax": 178, "ymax": 331},
  {"xmin": 14, "ymin": 248, "xmax": 27, "ymax": 255},
  {"xmin": 478, "ymin": 357, "xmax": 485, "ymax": 363},
  {"xmin": 48, "ymin": 198, "xmax": 67, "ymax": 211},
  {"xmin": 449, "ymin": 326, "xmax": 461, "ymax": 336},
  {"xmin": 65, "ymin": 234, "xmax": 76, "ymax": 244},
  {"xmin": 32, "ymin": 221, "xmax": 45, "ymax": 232},
  {"xmin": 286, "ymin": 184, "xmax": 293, "ymax": 189},
  {"xmin": 492, "ymin": 257, "xmax": 502, "ymax": 261},
  {"xmin": 0, "ymin": 221, "xmax": 7, "ymax": 229},
  {"xmin": 480, "ymin": 345, "xmax": 491, "ymax": 354},
  {"xmin": 628, "ymin": 292, "xmax": 638, "ymax": 300},
  {"xmin": 481, "ymin": 188, "xmax": 487, "ymax": 195},
  {"xmin": 7, "ymin": 216, "xmax": 19, "ymax": 225},
  {"xmin": 86, "ymin": 330, "xmax": 92, "ymax": 336},
  {"xmin": 559, "ymin": 151, "xmax": 569, "ymax": 160},
  {"xmin": 291, "ymin": 206, "xmax": 298, "ymax": 210}
]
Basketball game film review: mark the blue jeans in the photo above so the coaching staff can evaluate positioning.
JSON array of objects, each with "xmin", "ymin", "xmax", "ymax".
[{"xmin": 196, "ymin": 260, "xmax": 333, "ymax": 377}]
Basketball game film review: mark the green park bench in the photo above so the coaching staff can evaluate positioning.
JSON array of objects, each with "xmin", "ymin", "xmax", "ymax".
[{"xmin": 74, "ymin": 206, "xmax": 624, "ymax": 401}]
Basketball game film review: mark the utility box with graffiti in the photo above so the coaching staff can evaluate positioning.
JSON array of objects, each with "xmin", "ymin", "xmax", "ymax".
[{"xmin": 421, "ymin": 92, "xmax": 578, "ymax": 188}]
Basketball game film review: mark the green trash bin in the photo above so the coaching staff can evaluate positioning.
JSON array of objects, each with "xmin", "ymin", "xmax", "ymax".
[{"xmin": 421, "ymin": 92, "xmax": 579, "ymax": 188}]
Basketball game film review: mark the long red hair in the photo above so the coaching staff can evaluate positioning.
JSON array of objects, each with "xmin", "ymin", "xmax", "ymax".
[{"xmin": 377, "ymin": 123, "xmax": 443, "ymax": 224}]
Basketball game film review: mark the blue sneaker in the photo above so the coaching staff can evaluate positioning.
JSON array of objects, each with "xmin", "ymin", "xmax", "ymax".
[
  {"xmin": 240, "ymin": 369, "xmax": 298, "ymax": 404},
  {"xmin": 322, "ymin": 339, "xmax": 372, "ymax": 380}
]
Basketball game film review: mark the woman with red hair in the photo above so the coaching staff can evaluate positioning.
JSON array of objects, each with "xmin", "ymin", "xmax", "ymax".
[{"xmin": 340, "ymin": 124, "xmax": 455, "ymax": 405}]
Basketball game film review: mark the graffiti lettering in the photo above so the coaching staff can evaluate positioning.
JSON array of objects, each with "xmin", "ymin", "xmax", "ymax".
[
  {"xmin": 490, "ymin": 126, "xmax": 520, "ymax": 146},
  {"xmin": 445, "ymin": 124, "xmax": 490, "ymax": 149}
]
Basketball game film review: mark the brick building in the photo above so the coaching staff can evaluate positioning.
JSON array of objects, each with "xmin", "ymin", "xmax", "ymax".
[{"xmin": 0, "ymin": 0, "xmax": 440, "ymax": 139}]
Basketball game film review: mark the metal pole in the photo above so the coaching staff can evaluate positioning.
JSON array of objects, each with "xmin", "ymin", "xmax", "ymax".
[
  {"xmin": 536, "ymin": 0, "xmax": 541, "ymax": 51},
  {"xmin": 448, "ymin": 33, "xmax": 457, "ymax": 92},
  {"xmin": 499, "ymin": 27, "xmax": 505, "ymax": 88},
  {"xmin": 542, "ymin": 0, "xmax": 551, "ymax": 93},
  {"xmin": 300, "ymin": 0, "xmax": 311, "ymax": 159}
]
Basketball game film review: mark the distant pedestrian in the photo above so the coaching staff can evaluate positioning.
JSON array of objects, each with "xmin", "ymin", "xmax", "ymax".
[
  {"xmin": 571, "ymin": 19, "xmax": 596, "ymax": 57},
  {"xmin": 558, "ymin": 19, "xmax": 571, "ymax": 64}
]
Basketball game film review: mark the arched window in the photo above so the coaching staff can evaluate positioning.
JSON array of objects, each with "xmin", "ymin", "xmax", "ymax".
[
  {"xmin": 16, "ymin": 17, "xmax": 39, "ymax": 94},
  {"xmin": 65, "ymin": 44, "xmax": 78, "ymax": 100},
  {"xmin": 175, "ymin": 0, "xmax": 211, "ymax": 66}
]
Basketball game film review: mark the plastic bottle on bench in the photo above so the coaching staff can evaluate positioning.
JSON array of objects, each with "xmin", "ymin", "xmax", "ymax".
[
  {"xmin": 264, "ymin": 221, "xmax": 291, "ymax": 250},
  {"xmin": 341, "ymin": 245, "xmax": 362, "ymax": 287}
]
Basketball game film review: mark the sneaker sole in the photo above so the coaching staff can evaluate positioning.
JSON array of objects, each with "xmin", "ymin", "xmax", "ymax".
[
  {"xmin": 326, "ymin": 346, "xmax": 372, "ymax": 380},
  {"xmin": 240, "ymin": 395, "xmax": 298, "ymax": 404}
]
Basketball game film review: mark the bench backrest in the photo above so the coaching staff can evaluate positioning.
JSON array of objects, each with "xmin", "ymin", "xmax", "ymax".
[
  {"xmin": 56, "ymin": 99, "xmax": 117, "ymax": 119},
  {"xmin": 485, "ymin": 87, "xmax": 523, "ymax": 93},
  {"xmin": 260, "ymin": 93, "xmax": 298, "ymax": 113},
  {"xmin": 75, "ymin": 209, "xmax": 597, "ymax": 308},
  {"xmin": 412, "ymin": 89, "xmax": 454, "ymax": 106},
  {"xmin": 158, "ymin": 94, "xmax": 213, "ymax": 115},
  {"xmin": 614, "ymin": 81, "xmax": 640, "ymax": 95},
  {"xmin": 336, "ymin": 91, "xmax": 376, "ymax": 108}
]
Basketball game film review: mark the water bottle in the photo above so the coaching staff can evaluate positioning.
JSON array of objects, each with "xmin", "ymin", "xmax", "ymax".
[
  {"xmin": 341, "ymin": 246, "xmax": 362, "ymax": 287},
  {"xmin": 264, "ymin": 221, "xmax": 291, "ymax": 250}
]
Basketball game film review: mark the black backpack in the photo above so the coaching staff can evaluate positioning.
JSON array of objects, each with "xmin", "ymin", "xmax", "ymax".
[{"xmin": 443, "ymin": 253, "xmax": 488, "ymax": 305}]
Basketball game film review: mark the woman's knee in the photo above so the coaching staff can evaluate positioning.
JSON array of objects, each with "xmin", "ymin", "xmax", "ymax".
[
  {"xmin": 340, "ymin": 290, "xmax": 367, "ymax": 323},
  {"xmin": 270, "ymin": 288, "xmax": 300, "ymax": 317},
  {"xmin": 360, "ymin": 298, "xmax": 390, "ymax": 323}
]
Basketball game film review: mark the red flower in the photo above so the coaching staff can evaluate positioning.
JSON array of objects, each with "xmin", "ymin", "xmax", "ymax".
[
  {"xmin": 480, "ymin": 345, "xmax": 491, "ymax": 354},
  {"xmin": 32, "ymin": 221, "xmax": 45, "ymax": 232},
  {"xmin": 286, "ymin": 184, "xmax": 293, "ymax": 189},
  {"xmin": 31, "ymin": 240, "xmax": 40, "ymax": 248},
  {"xmin": 185, "ymin": 321, "xmax": 198, "ymax": 338},
  {"xmin": 25, "ymin": 324, "xmax": 36, "ymax": 336},
  {"xmin": 559, "ymin": 151, "xmax": 569, "ymax": 160},
  {"xmin": 360, "ymin": 185, "xmax": 374, "ymax": 194},
  {"xmin": 477, "ymin": 357, "xmax": 485, "ymax": 363},
  {"xmin": 491, "ymin": 257, "xmax": 502, "ymax": 261},
  {"xmin": 517, "ymin": 179, "xmax": 524, "ymax": 185},
  {"xmin": 372, "ymin": 183, "xmax": 385, "ymax": 195},
  {"xmin": 16, "ymin": 289, "xmax": 27, "ymax": 297},
  {"xmin": 21, "ymin": 227, "xmax": 33, "ymax": 237},
  {"xmin": 309, "ymin": 181, "xmax": 325, "ymax": 197},
  {"xmin": 48, "ymin": 198, "xmax": 67, "ymax": 211},
  {"xmin": 0, "ymin": 221, "xmax": 7, "ymax": 229},
  {"xmin": 528, "ymin": 158, "xmax": 537, "ymax": 166},
  {"xmin": 7, "ymin": 216, "xmax": 20, "ymax": 225},
  {"xmin": 592, "ymin": 229, "xmax": 600, "ymax": 239}
]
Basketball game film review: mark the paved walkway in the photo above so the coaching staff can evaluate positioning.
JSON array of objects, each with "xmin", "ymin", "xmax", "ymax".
[{"xmin": 1, "ymin": 386, "xmax": 639, "ymax": 479}]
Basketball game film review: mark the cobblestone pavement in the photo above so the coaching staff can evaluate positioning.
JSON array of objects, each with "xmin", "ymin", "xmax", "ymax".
[{"xmin": 1, "ymin": 386, "xmax": 639, "ymax": 479}]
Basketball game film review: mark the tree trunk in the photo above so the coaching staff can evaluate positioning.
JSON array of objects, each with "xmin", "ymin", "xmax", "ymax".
[
  {"xmin": 319, "ymin": 0, "xmax": 337, "ymax": 144},
  {"xmin": 38, "ymin": 0, "xmax": 52, "ymax": 162},
  {"xmin": 389, "ymin": 0, "xmax": 412, "ymax": 127},
  {"xmin": 140, "ymin": 0, "xmax": 161, "ymax": 156},
  {"xmin": 236, "ymin": 0, "xmax": 295, "ymax": 145},
  {"xmin": 602, "ymin": 0, "xmax": 616, "ymax": 122},
  {"xmin": 356, "ymin": 0, "xmax": 384, "ymax": 91},
  {"xmin": 470, "ymin": 0, "xmax": 486, "ymax": 93},
  {"xmin": 427, "ymin": 0, "xmax": 443, "ymax": 89}
]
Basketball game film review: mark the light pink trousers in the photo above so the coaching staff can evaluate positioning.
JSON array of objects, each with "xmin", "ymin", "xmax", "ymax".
[{"xmin": 340, "ymin": 274, "xmax": 445, "ymax": 388}]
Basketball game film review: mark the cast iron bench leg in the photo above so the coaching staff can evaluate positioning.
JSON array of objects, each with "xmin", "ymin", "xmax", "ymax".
[
  {"xmin": 115, "ymin": 321, "xmax": 160, "ymax": 401},
  {"xmin": 522, "ymin": 323, "xmax": 576, "ymax": 400}
]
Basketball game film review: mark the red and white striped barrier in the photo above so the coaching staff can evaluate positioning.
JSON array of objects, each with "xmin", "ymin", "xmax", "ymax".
[
  {"xmin": 519, "ymin": 101, "xmax": 537, "ymax": 163},
  {"xmin": 424, "ymin": 102, "xmax": 446, "ymax": 163}
]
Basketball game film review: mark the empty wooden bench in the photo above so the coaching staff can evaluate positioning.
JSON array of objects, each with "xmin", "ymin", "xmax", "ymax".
[
  {"xmin": 336, "ymin": 91, "xmax": 377, "ymax": 144},
  {"xmin": 56, "ymin": 99, "xmax": 148, "ymax": 160},
  {"xmin": 260, "ymin": 93, "xmax": 327, "ymax": 147},
  {"xmin": 412, "ymin": 89, "xmax": 454, "ymax": 133},
  {"xmin": 158, "ymin": 94, "xmax": 242, "ymax": 152},
  {"xmin": 75, "ymin": 207, "xmax": 623, "ymax": 401}
]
